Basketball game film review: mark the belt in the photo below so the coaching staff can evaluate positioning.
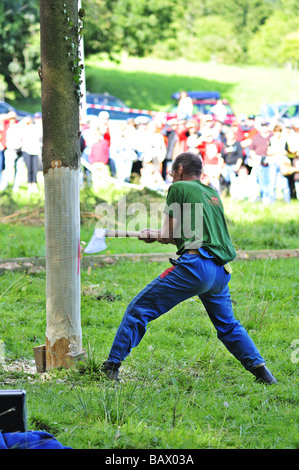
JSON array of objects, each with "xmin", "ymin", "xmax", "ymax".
[{"xmin": 185, "ymin": 249, "xmax": 233, "ymax": 273}]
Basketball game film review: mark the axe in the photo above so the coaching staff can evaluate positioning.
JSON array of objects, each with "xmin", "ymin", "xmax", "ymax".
[{"xmin": 83, "ymin": 229, "xmax": 141, "ymax": 254}]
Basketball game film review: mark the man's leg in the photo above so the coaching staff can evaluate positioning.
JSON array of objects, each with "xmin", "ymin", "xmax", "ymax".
[
  {"xmin": 103, "ymin": 256, "xmax": 217, "ymax": 379},
  {"xmin": 199, "ymin": 278, "xmax": 277, "ymax": 383},
  {"xmin": 107, "ymin": 264, "xmax": 207, "ymax": 364},
  {"xmin": 200, "ymin": 285, "xmax": 265, "ymax": 371}
]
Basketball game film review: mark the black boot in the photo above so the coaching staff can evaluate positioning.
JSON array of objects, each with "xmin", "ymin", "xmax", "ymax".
[
  {"xmin": 252, "ymin": 365, "xmax": 277, "ymax": 385},
  {"xmin": 102, "ymin": 360, "xmax": 121, "ymax": 381}
]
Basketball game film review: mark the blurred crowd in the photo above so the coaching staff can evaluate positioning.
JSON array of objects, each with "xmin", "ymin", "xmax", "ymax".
[
  {"xmin": 1, "ymin": 108, "xmax": 299, "ymax": 203},
  {"xmin": 0, "ymin": 111, "xmax": 42, "ymax": 193},
  {"xmin": 80, "ymin": 109, "xmax": 299, "ymax": 203}
]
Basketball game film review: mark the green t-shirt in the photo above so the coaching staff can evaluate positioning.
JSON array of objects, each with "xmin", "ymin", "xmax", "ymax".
[{"xmin": 164, "ymin": 180, "xmax": 236, "ymax": 264}]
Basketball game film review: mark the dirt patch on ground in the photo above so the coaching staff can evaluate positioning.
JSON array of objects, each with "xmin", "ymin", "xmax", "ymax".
[{"xmin": 0, "ymin": 249, "xmax": 298, "ymax": 273}]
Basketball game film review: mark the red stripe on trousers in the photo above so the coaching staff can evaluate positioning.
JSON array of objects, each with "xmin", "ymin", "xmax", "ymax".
[{"xmin": 160, "ymin": 265, "xmax": 176, "ymax": 279}]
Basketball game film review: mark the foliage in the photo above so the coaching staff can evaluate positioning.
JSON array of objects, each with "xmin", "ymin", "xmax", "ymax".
[
  {"xmin": 0, "ymin": 0, "xmax": 40, "ymax": 97},
  {"xmin": 2, "ymin": 0, "xmax": 299, "ymax": 99},
  {"xmin": 247, "ymin": 10, "xmax": 299, "ymax": 66},
  {"xmin": 165, "ymin": 15, "xmax": 243, "ymax": 64},
  {"xmin": 83, "ymin": 0, "xmax": 180, "ymax": 59}
]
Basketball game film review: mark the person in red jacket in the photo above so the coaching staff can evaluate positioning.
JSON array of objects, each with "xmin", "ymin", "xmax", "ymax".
[
  {"xmin": 89, "ymin": 138, "xmax": 109, "ymax": 166},
  {"xmin": 89, "ymin": 121, "xmax": 111, "ymax": 188},
  {"xmin": 198, "ymin": 131, "xmax": 223, "ymax": 192}
]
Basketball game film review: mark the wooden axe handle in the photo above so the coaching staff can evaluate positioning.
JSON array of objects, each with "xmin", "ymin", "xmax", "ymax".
[{"xmin": 105, "ymin": 230, "xmax": 141, "ymax": 238}]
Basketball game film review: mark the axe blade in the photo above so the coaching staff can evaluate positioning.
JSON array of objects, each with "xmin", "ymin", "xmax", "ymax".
[
  {"xmin": 84, "ymin": 229, "xmax": 107, "ymax": 254},
  {"xmin": 84, "ymin": 229, "xmax": 141, "ymax": 254}
]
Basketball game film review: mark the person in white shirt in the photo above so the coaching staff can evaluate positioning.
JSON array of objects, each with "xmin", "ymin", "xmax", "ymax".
[
  {"xmin": 177, "ymin": 91, "xmax": 193, "ymax": 120},
  {"xmin": 20, "ymin": 117, "xmax": 41, "ymax": 193},
  {"xmin": 210, "ymin": 99, "xmax": 227, "ymax": 123},
  {"xmin": 0, "ymin": 112, "xmax": 22, "ymax": 191},
  {"xmin": 266, "ymin": 124, "xmax": 290, "ymax": 202}
]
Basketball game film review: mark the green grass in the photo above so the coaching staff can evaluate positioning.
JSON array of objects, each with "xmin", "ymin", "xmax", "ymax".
[
  {"xmin": 85, "ymin": 55, "xmax": 299, "ymax": 115},
  {"xmin": 0, "ymin": 257, "xmax": 298, "ymax": 449},
  {"xmin": 1, "ymin": 185, "xmax": 298, "ymax": 258},
  {"xmin": 10, "ymin": 55, "xmax": 299, "ymax": 117},
  {"xmin": 0, "ymin": 187, "xmax": 298, "ymax": 449}
]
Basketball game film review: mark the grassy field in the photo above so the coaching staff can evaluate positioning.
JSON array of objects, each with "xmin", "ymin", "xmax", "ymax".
[
  {"xmin": 3, "ymin": 54, "xmax": 299, "ymax": 451},
  {"xmin": 0, "ymin": 184, "xmax": 298, "ymax": 258},
  {"xmin": 84, "ymin": 55, "xmax": 299, "ymax": 116},
  {"xmin": 13, "ymin": 55, "xmax": 299, "ymax": 117},
  {"xmin": 0, "ymin": 186, "xmax": 298, "ymax": 450}
]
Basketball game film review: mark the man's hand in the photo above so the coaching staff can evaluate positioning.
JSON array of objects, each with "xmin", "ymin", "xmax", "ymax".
[{"xmin": 139, "ymin": 215, "xmax": 177, "ymax": 245}]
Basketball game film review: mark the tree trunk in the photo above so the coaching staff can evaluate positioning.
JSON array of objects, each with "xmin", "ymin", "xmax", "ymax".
[{"xmin": 39, "ymin": 0, "xmax": 83, "ymax": 369}]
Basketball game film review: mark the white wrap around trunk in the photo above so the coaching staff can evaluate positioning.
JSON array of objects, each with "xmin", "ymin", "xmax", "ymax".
[{"xmin": 44, "ymin": 166, "xmax": 82, "ymax": 351}]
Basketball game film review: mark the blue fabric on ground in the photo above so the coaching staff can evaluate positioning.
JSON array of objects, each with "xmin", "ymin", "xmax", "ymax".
[{"xmin": 0, "ymin": 431, "xmax": 72, "ymax": 449}]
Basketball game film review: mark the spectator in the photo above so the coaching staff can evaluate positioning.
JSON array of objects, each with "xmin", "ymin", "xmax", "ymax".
[
  {"xmin": 81, "ymin": 116, "xmax": 101, "ymax": 157},
  {"xmin": 239, "ymin": 114, "xmax": 259, "ymax": 168},
  {"xmin": 132, "ymin": 116, "xmax": 152, "ymax": 175},
  {"xmin": 212, "ymin": 119, "xmax": 225, "ymax": 143},
  {"xmin": 198, "ymin": 131, "xmax": 223, "ymax": 192},
  {"xmin": 231, "ymin": 118, "xmax": 245, "ymax": 143},
  {"xmin": 140, "ymin": 162, "xmax": 167, "ymax": 192},
  {"xmin": 176, "ymin": 119, "xmax": 189, "ymax": 154},
  {"xmin": 0, "ymin": 119, "xmax": 5, "ymax": 185},
  {"xmin": 285, "ymin": 122, "xmax": 299, "ymax": 160},
  {"xmin": 33, "ymin": 112, "xmax": 43, "ymax": 174},
  {"xmin": 20, "ymin": 116, "xmax": 41, "ymax": 193},
  {"xmin": 109, "ymin": 123, "xmax": 137, "ymax": 183},
  {"xmin": 292, "ymin": 155, "xmax": 299, "ymax": 201},
  {"xmin": 147, "ymin": 120, "xmax": 166, "ymax": 172},
  {"xmin": 89, "ymin": 123, "xmax": 110, "ymax": 189},
  {"xmin": 198, "ymin": 114, "xmax": 215, "ymax": 139},
  {"xmin": 285, "ymin": 122, "xmax": 299, "ymax": 201},
  {"xmin": 161, "ymin": 119, "xmax": 180, "ymax": 181},
  {"xmin": 219, "ymin": 127, "xmax": 244, "ymax": 196},
  {"xmin": 0, "ymin": 112, "xmax": 22, "ymax": 191},
  {"xmin": 210, "ymin": 99, "xmax": 227, "ymax": 123},
  {"xmin": 186, "ymin": 120, "xmax": 200, "ymax": 153},
  {"xmin": 249, "ymin": 121, "xmax": 273, "ymax": 203},
  {"xmin": 229, "ymin": 165, "xmax": 257, "ymax": 201},
  {"xmin": 177, "ymin": 91, "xmax": 193, "ymax": 120},
  {"xmin": 98, "ymin": 111, "xmax": 114, "ymax": 176},
  {"xmin": 266, "ymin": 124, "xmax": 291, "ymax": 203}
]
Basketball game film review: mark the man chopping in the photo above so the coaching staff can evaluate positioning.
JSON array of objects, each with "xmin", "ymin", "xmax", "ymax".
[{"xmin": 103, "ymin": 152, "xmax": 277, "ymax": 385}]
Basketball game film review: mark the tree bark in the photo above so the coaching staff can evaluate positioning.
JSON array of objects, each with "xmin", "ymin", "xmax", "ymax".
[
  {"xmin": 40, "ymin": 0, "xmax": 81, "ymax": 171},
  {"xmin": 39, "ymin": 0, "xmax": 83, "ymax": 369}
]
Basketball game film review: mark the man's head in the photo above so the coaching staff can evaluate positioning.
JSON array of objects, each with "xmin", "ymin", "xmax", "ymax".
[{"xmin": 171, "ymin": 152, "xmax": 203, "ymax": 182}]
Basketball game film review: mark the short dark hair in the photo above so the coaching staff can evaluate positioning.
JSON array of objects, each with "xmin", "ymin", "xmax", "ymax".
[{"xmin": 172, "ymin": 152, "xmax": 203, "ymax": 176}]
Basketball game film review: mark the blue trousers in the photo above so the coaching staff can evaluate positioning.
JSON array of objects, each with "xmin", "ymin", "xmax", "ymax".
[{"xmin": 108, "ymin": 253, "xmax": 265, "ymax": 372}]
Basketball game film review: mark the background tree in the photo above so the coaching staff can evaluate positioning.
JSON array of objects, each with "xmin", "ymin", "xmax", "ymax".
[
  {"xmin": 248, "ymin": 10, "xmax": 299, "ymax": 66},
  {"xmin": 163, "ymin": 15, "xmax": 243, "ymax": 63},
  {"xmin": 2, "ymin": 0, "xmax": 299, "ymax": 102},
  {"xmin": 0, "ymin": 0, "xmax": 40, "ymax": 97},
  {"xmin": 83, "ymin": 0, "xmax": 180, "ymax": 58}
]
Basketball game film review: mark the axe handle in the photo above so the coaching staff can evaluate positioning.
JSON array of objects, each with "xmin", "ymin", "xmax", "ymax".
[{"xmin": 105, "ymin": 230, "xmax": 141, "ymax": 238}]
